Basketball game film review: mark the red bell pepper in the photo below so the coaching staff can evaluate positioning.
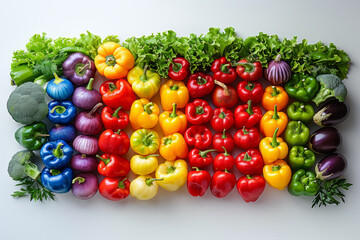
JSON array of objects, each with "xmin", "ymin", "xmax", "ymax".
[
  {"xmin": 236, "ymin": 175, "xmax": 266, "ymax": 203},
  {"xmin": 237, "ymin": 80, "xmax": 264, "ymax": 104},
  {"xmin": 213, "ymin": 147, "xmax": 235, "ymax": 172},
  {"xmin": 210, "ymin": 170, "xmax": 236, "ymax": 198},
  {"xmin": 184, "ymin": 125, "xmax": 212, "ymax": 150},
  {"xmin": 98, "ymin": 129, "xmax": 130, "ymax": 155},
  {"xmin": 211, "ymin": 57, "xmax": 237, "ymax": 84},
  {"xmin": 96, "ymin": 154, "xmax": 130, "ymax": 177},
  {"xmin": 99, "ymin": 177, "xmax": 130, "ymax": 201},
  {"xmin": 185, "ymin": 99, "xmax": 213, "ymax": 125},
  {"xmin": 187, "ymin": 167, "xmax": 211, "ymax": 197},
  {"xmin": 99, "ymin": 79, "xmax": 136, "ymax": 110},
  {"xmin": 188, "ymin": 148, "xmax": 217, "ymax": 169},
  {"xmin": 101, "ymin": 106, "xmax": 129, "ymax": 132},
  {"xmin": 234, "ymin": 126, "xmax": 260, "ymax": 150},
  {"xmin": 211, "ymin": 107, "xmax": 234, "ymax": 132},
  {"xmin": 168, "ymin": 57, "xmax": 190, "ymax": 81},
  {"xmin": 235, "ymin": 59, "xmax": 263, "ymax": 82},
  {"xmin": 212, "ymin": 129, "xmax": 234, "ymax": 153},
  {"xmin": 235, "ymin": 149, "xmax": 264, "ymax": 175},
  {"xmin": 234, "ymin": 100, "xmax": 262, "ymax": 128},
  {"xmin": 187, "ymin": 72, "xmax": 215, "ymax": 98}
]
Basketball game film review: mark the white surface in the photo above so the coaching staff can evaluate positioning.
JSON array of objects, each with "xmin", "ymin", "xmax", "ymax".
[{"xmin": 0, "ymin": 0, "xmax": 359, "ymax": 239}]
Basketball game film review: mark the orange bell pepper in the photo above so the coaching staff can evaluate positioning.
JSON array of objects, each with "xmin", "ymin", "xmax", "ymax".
[
  {"xmin": 261, "ymin": 86, "xmax": 289, "ymax": 111},
  {"xmin": 129, "ymin": 98, "xmax": 160, "ymax": 130},
  {"xmin": 259, "ymin": 128, "xmax": 288, "ymax": 165},
  {"xmin": 159, "ymin": 133, "xmax": 188, "ymax": 161},
  {"xmin": 160, "ymin": 79, "xmax": 189, "ymax": 111},
  {"xmin": 263, "ymin": 160, "xmax": 292, "ymax": 190},
  {"xmin": 159, "ymin": 103, "xmax": 187, "ymax": 135},
  {"xmin": 260, "ymin": 105, "xmax": 288, "ymax": 137}
]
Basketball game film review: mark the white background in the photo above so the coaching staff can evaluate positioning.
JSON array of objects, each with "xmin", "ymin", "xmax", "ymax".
[{"xmin": 0, "ymin": 0, "xmax": 359, "ymax": 239}]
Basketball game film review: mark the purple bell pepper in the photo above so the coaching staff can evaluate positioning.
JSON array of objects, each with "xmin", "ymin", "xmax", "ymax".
[{"xmin": 63, "ymin": 53, "xmax": 96, "ymax": 86}]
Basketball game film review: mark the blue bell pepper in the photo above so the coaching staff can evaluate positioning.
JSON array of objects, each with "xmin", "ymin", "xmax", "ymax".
[
  {"xmin": 47, "ymin": 100, "xmax": 76, "ymax": 124},
  {"xmin": 40, "ymin": 140, "xmax": 73, "ymax": 169},
  {"xmin": 41, "ymin": 167, "xmax": 73, "ymax": 193}
]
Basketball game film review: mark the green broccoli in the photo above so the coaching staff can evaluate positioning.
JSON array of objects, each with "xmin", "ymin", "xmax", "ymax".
[
  {"xmin": 7, "ymin": 82, "xmax": 48, "ymax": 124},
  {"xmin": 312, "ymin": 74, "xmax": 347, "ymax": 105}
]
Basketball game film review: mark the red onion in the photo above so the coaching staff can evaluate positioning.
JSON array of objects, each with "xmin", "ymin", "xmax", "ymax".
[
  {"xmin": 73, "ymin": 135, "xmax": 99, "ymax": 155},
  {"xmin": 72, "ymin": 172, "xmax": 98, "ymax": 200},
  {"xmin": 264, "ymin": 54, "xmax": 291, "ymax": 85},
  {"xmin": 72, "ymin": 78, "xmax": 101, "ymax": 110},
  {"xmin": 70, "ymin": 154, "xmax": 98, "ymax": 172},
  {"xmin": 75, "ymin": 103, "xmax": 103, "ymax": 135}
]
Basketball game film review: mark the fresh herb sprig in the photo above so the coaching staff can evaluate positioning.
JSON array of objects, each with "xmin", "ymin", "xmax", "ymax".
[
  {"xmin": 12, "ymin": 177, "xmax": 55, "ymax": 202},
  {"xmin": 312, "ymin": 179, "xmax": 352, "ymax": 208}
]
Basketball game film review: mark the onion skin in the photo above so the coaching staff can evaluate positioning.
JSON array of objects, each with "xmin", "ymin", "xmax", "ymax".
[
  {"xmin": 71, "ymin": 172, "xmax": 98, "ymax": 200},
  {"xmin": 49, "ymin": 124, "xmax": 76, "ymax": 143},
  {"xmin": 70, "ymin": 154, "xmax": 98, "ymax": 172},
  {"xmin": 313, "ymin": 100, "xmax": 349, "ymax": 127},
  {"xmin": 309, "ymin": 127, "xmax": 342, "ymax": 154},
  {"xmin": 72, "ymin": 78, "xmax": 101, "ymax": 110},
  {"xmin": 315, "ymin": 153, "xmax": 347, "ymax": 180},
  {"xmin": 73, "ymin": 135, "xmax": 99, "ymax": 155},
  {"xmin": 75, "ymin": 103, "xmax": 103, "ymax": 136},
  {"xmin": 264, "ymin": 54, "xmax": 291, "ymax": 85},
  {"xmin": 212, "ymin": 80, "xmax": 238, "ymax": 108}
]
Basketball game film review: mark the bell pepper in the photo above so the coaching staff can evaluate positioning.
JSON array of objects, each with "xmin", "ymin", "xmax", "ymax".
[
  {"xmin": 99, "ymin": 79, "xmax": 136, "ymax": 110},
  {"xmin": 234, "ymin": 126, "xmax": 260, "ymax": 150},
  {"xmin": 130, "ymin": 176, "xmax": 162, "ymax": 200},
  {"xmin": 236, "ymin": 175, "xmax": 266, "ymax": 203},
  {"xmin": 40, "ymin": 140, "xmax": 73, "ymax": 169},
  {"xmin": 10, "ymin": 64, "xmax": 39, "ymax": 86},
  {"xmin": 187, "ymin": 72, "xmax": 215, "ymax": 98},
  {"xmin": 235, "ymin": 149, "xmax": 264, "ymax": 175},
  {"xmin": 96, "ymin": 154, "xmax": 130, "ymax": 177},
  {"xmin": 236, "ymin": 81, "xmax": 264, "ymax": 104},
  {"xmin": 168, "ymin": 57, "xmax": 190, "ymax": 81},
  {"xmin": 187, "ymin": 167, "xmax": 211, "ymax": 197},
  {"xmin": 155, "ymin": 160, "xmax": 188, "ymax": 191},
  {"xmin": 47, "ymin": 100, "xmax": 76, "ymax": 124},
  {"xmin": 263, "ymin": 160, "xmax": 292, "ymax": 190},
  {"xmin": 99, "ymin": 177, "xmax": 130, "ymax": 201},
  {"xmin": 235, "ymin": 59, "xmax": 263, "ymax": 81},
  {"xmin": 129, "ymin": 98, "xmax": 160, "ymax": 130},
  {"xmin": 188, "ymin": 148, "xmax": 217, "ymax": 169},
  {"xmin": 210, "ymin": 107, "xmax": 234, "ymax": 132},
  {"xmin": 284, "ymin": 121, "xmax": 310, "ymax": 147},
  {"xmin": 130, "ymin": 154, "xmax": 159, "ymax": 175},
  {"xmin": 210, "ymin": 170, "xmax": 236, "ymax": 198},
  {"xmin": 260, "ymin": 105, "xmax": 288, "ymax": 137},
  {"xmin": 130, "ymin": 129, "xmax": 160, "ymax": 155},
  {"xmin": 41, "ymin": 167, "xmax": 73, "ymax": 193},
  {"xmin": 234, "ymin": 100, "xmax": 262, "ymax": 128},
  {"xmin": 259, "ymin": 128, "xmax": 289, "ymax": 165},
  {"xmin": 213, "ymin": 147, "xmax": 235, "ymax": 172},
  {"xmin": 284, "ymin": 74, "xmax": 320, "ymax": 102},
  {"xmin": 287, "ymin": 101, "xmax": 315, "ymax": 123},
  {"xmin": 99, "ymin": 129, "xmax": 130, "ymax": 155},
  {"xmin": 95, "ymin": 41, "xmax": 134, "ymax": 79},
  {"xmin": 101, "ymin": 106, "xmax": 129, "ymax": 132},
  {"xmin": 160, "ymin": 79, "xmax": 189, "ymax": 111},
  {"xmin": 15, "ymin": 122, "xmax": 49, "ymax": 150},
  {"xmin": 288, "ymin": 146, "xmax": 316, "ymax": 171},
  {"xmin": 185, "ymin": 99, "xmax": 213, "ymax": 125},
  {"xmin": 127, "ymin": 65, "xmax": 161, "ymax": 99},
  {"xmin": 159, "ymin": 103, "xmax": 187, "ymax": 136},
  {"xmin": 159, "ymin": 133, "xmax": 188, "ymax": 161},
  {"xmin": 288, "ymin": 169, "xmax": 320, "ymax": 196},
  {"xmin": 184, "ymin": 125, "xmax": 212, "ymax": 150},
  {"xmin": 212, "ymin": 129, "xmax": 234, "ymax": 153},
  {"xmin": 261, "ymin": 86, "xmax": 289, "ymax": 111},
  {"xmin": 211, "ymin": 57, "xmax": 237, "ymax": 84}
]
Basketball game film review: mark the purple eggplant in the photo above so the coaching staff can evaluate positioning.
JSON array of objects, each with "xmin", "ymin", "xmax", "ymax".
[
  {"xmin": 70, "ymin": 154, "xmax": 98, "ymax": 172},
  {"xmin": 63, "ymin": 52, "xmax": 96, "ymax": 86},
  {"xmin": 315, "ymin": 153, "xmax": 347, "ymax": 180},
  {"xmin": 71, "ymin": 172, "xmax": 98, "ymax": 200},
  {"xmin": 313, "ymin": 100, "xmax": 349, "ymax": 127},
  {"xmin": 309, "ymin": 127, "xmax": 341, "ymax": 153},
  {"xmin": 72, "ymin": 78, "xmax": 101, "ymax": 110}
]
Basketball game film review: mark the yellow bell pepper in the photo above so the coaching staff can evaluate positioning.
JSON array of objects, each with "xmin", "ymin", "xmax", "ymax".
[
  {"xmin": 130, "ymin": 154, "xmax": 159, "ymax": 175},
  {"xmin": 130, "ymin": 129, "xmax": 160, "ymax": 155},
  {"xmin": 155, "ymin": 160, "xmax": 188, "ymax": 191},
  {"xmin": 95, "ymin": 42, "xmax": 134, "ymax": 79},
  {"xmin": 263, "ymin": 160, "xmax": 292, "ymax": 190},
  {"xmin": 159, "ymin": 133, "xmax": 188, "ymax": 161},
  {"xmin": 259, "ymin": 128, "xmax": 288, "ymax": 165},
  {"xmin": 160, "ymin": 79, "xmax": 189, "ymax": 111},
  {"xmin": 129, "ymin": 98, "xmax": 160, "ymax": 130},
  {"xmin": 130, "ymin": 175, "xmax": 163, "ymax": 200},
  {"xmin": 159, "ymin": 103, "xmax": 187, "ymax": 135},
  {"xmin": 260, "ymin": 105, "xmax": 288, "ymax": 137},
  {"xmin": 127, "ymin": 65, "xmax": 161, "ymax": 99}
]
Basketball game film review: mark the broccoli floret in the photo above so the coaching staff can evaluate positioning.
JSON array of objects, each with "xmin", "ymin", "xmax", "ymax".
[
  {"xmin": 8, "ymin": 150, "xmax": 41, "ymax": 180},
  {"xmin": 312, "ymin": 74, "xmax": 347, "ymax": 105},
  {"xmin": 7, "ymin": 82, "xmax": 48, "ymax": 124}
]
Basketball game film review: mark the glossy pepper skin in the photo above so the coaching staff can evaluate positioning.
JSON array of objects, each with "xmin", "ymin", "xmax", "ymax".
[
  {"xmin": 234, "ymin": 100, "xmax": 262, "ymax": 128},
  {"xmin": 211, "ymin": 170, "xmax": 236, "ymax": 198},
  {"xmin": 237, "ymin": 81, "xmax": 264, "ymax": 104},
  {"xmin": 185, "ymin": 99, "xmax": 213, "ymax": 125},
  {"xmin": 97, "ymin": 154, "xmax": 130, "ymax": 177},
  {"xmin": 101, "ymin": 106, "xmax": 129, "ymax": 132},
  {"xmin": 184, "ymin": 125, "xmax": 212, "ymax": 150},
  {"xmin": 99, "ymin": 79, "xmax": 136, "ymax": 110},
  {"xmin": 130, "ymin": 129, "xmax": 160, "ymax": 155},
  {"xmin": 99, "ymin": 129, "xmax": 130, "ymax": 155},
  {"xmin": 259, "ymin": 128, "xmax": 288, "ymax": 165},
  {"xmin": 47, "ymin": 101, "xmax": 76, "ymax": 124},
  {"xmin": 211, "ymin": 57, "xmax": 237, "ymax": 84},
  {"xmin": 156, "ymin": 160, "xmax": 188, "ymax": 191},
  {"xmin": 99, "ymin": 177, "xmax": 130, "ymax": 201},
  {"xmin": 236, "ymin": 175, "xmax": 266, "ymax": 203},
  {"xmin": 284, "ymin": 121, "xmax": 310, "ymax": 147},
  {"xmin": 15, "ymin": 122, "xmax": 49, "ymax": 150},
  {"xmin": 159, "ymin": 133, "xmax": 188, "ymax": 161},
  {"xmin": 159, "ymin": 103, "xmax": 187, "ymax": 136},
  {"xmin": 284, "ymin": 74, "xmax": 320, "ymax": 102},
  {"xmin": 130, "ymin": 154, "xmax": 159, "ymax": 175},
  {"xmin": 211, "ymin": 107, "xmax": 234, "ymax": 132},
  {"xmin": 188, "ymin": 149, "xmax": 217, "ymax": 169},
  {"xmin": 187, "ymin": 167, "xmax": 211, "ymax": 197},
  {"xmin": 236, "ymin": 149, "xmax": 264, "ymax": 175},
  {"xmin": 288, "ymin": 169, "xmax": 320, "ymax": 196},
  {"xmin": 287, "ymin": 101, "xmax": 314, "ymax": 123},
  {"xmin": 235, "ymin": 59, "xmax": 263, "ymax": 81},
  {"xmin": 160, "ymin": 79, "xmax": 189, "ymax": 111},
  {"xmin": 41, "ymin": 167, "xmax": 73, "ymax": 193},
  {"xmin": 129, "ymin": 98, "xmax": 159, "ymax": 130},
  {"xmin": 262, "ymin": 86, "xmax": 289, "ymax": 111},
  {"xmin": 234, "ymin": 127, "xmax": 260, "ymax": 150},
  {"xmin": 40, "ymin": 140, "xmax": 73, "ymax": 169},
  {"xmin": 288, "ymin": 146, "xmax": 316, "ymax": 171},
  {"xmin": 213, "ymin": 147, "xmax": 235, "ymax": 171},
  {"xmin": 263, "ymin": 160, "xmax": 292, "ymax": 190},
  {"xmin": 127, "ymin": 65, "xmax": 161, "ymax": 99},
  {"xmin": 260, "ymin": 105, "xmax": 288, "ymax": 137},
  {"xmin": 212, "ymin": 129, "xmax": 234, "ymax": 153},
  {"xmin": 168, "ymin": 57, "xmax": 190, "ymax": 81},
  {"xmin": 130, "ymin": 176, "xmax": 162, "ymax": 200},
  {"xmin": 187, "ymin": 72, "xmax": 214, "ymax": 98}
]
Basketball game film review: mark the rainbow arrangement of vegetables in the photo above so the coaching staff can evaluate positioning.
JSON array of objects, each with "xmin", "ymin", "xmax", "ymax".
[{"xmin": 7, "ymin": 28, "xmax": 352, "ymax": 207}]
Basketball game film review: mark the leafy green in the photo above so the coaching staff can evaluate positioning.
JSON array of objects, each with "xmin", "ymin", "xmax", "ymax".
[
  {"xmin": 74, "ymin": 31, "xmax": 101, "ymax": 60},
  {"xmin": 12, "ymin": 177, "xmax": 55, "ymax": 202}
]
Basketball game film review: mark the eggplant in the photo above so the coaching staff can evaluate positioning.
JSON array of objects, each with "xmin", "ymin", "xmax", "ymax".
[
  {"xmin": 309, "ymin": 127, "xmax": 341, "ymax": 153},
  {"xmin": 313, "ymin": 100, "xmax": 349, "ymax": 127},
  {"xmin": 315, "ymin": 153, "xmax": 347, "ymax": 180}
]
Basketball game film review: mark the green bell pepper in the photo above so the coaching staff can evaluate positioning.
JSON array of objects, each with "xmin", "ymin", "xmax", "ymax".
[
  {"xmin": 287, "ymin": 101, "xmax": 314, "ymax": 123},
  {"xmin": 288, "ymin": 146, "xmax": 316, "ymax": 171},
  {"xmin": 10, "ymin": 65, "xmax": 40, "ymax": 86},
  {"xmin": 284, "ymin": 121, "xmax": 310, "ymax": 147},
  {"xmin": 288, "ymin": 169, "xmax": 320, "ymax": 196},
  {"xmin": 15, "ymin": 122, "xmax": 49, "ymax": 150},
  {"xmin": 285, "ymin": 74, "xmax": 319, "ymax": 102}
]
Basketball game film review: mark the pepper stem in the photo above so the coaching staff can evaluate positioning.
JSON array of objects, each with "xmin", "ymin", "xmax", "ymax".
[
  {"xmin": 140, "ymin": 65, "xmax": 148, "ymax": 82},
  {"xmin": 109, "ymin": 83, "xmax": 117, "ymax": 92},
  {"xmin": 242, "ymin": 126, "xmax": 249, "ymax": 135},
  {"xmin": 86, "ymin": 78, "xmax": 95, "ymax": 91},
  {"xmin": 50, "ymin": 105, "xmax": 66, "ymax": 114},
  {"xmin": 34, "ymin": 133, "xmax": 50, "ymax": 138},
  {"xmin": 192, "ymin": 167, "xmax": 200, "ymax": 171},
  {"xmin": 53, "ymin": 73, "xmax": 63, "ymax": 84},
  {"xmin": 143, "ymin": 133, "xmax": 153, "ymax": 146},
  {"xmin": 167, "ymin": 166, "xmax": 176, "ymax": 173},
  {"xmin": 295, "ymin": 121, "xmax": 302, "ymax": 134},
  {"xmin": 112, "ymin": 106, "xmax": 123, "ymax": 118},
  {"xmin": 246, "ymin": 100, "xmax": 254, "ymax": 115},
  {"xmin": 220, "ymin": 63, "xmax": 230, "ymax": 73},
  {"xmin": 143, "ymin": 102, "xmax": 154, "ymax": 114},
  {"xmin": 196, "ymin": 106, "xmax": 204, "ymax": 115},
  {"xmin": 145, "ymin": 178, "xmax": 163, "ymax": 186},
  {"xmin": 141, "ymin": 154, "xmax": 159, "ymax": 159},
  {"xmin": 118, "ymin": 178, "xmax": 127, "ymax": 189},
  {"xmin": 222, "ymin": 146, "xmax": 230, "ymax": 156},
  {"xmin": 199, "ymin": 149, "xmax": 217, "ymax": 158},
  {"xmin": 115, "ymin": 129, "xmax": 121, "ymax": 135},
  {"xmin": 170, "ymin": 60, "xmax": 182, "ymax": 73},
  {"xmin": 170, "ymin": 84, "xmax": 179, "ymax": 91},
  {"xmin": 196, "ymin": 76, "xmax": 207, "ymax": 85},
  {"xmin": 271, "ymin": 86, "xmax": 280, "ymax": 97},
  {"xmin": 105, "ymin": 55, "xmax": 116, "ymax": 66},
  {"xmin": 243, "ymin": 152, "xmax": 252, "ymax": 161},
  {"xmin": 235, "ymin": 62, "xmax": 255, "ymax": 72},
  {"xmin": 272, "ymin": 165, "xmax": 281, "ymax": 172},
  {"xmin": 77, "ymin": 60, "xmax": 91, "ymax": 75},
  {"xmin": 270, "ymin": 128, "xmax": 280, "ymax": 148},
  {"xmin": 72, "ymin": 177, "xmax": 85, "ymax": 184},
  {"xmin": 272, "ymin": 105, "xmax": 280, "ymax": 120},
  {"xmin": 52, "ymin": 142, "xmax": 64, "ymax": 158},
  {"xmin": 50, "ymin": 169, "xmax": 61, "ymax": 176},
  {"xmin": 246, "ymin": 175, "xmax": 253, "ymax": 179},
  {"xmin": 218, "ymin": 111, "xmax": 226, "ymax": 119},
  {"xmin": 164, "ymin": 137, "xmax": 172, "ymax": 145},
  {"xmin": 245, "ymin": 82, "xmax": 255, "ymax": 91},
  {"xmin": 96, "ymin": 155, "xmax": 111, "ymax": 165},
  {"xmin": 214, "ymin": 80, "xmax": 230, "ymax": 96},
  {"xmin": 87, "ymin": 103, "xmax": 103, "ymax": 117},
  {"xmin": 221, "ymin": 129, "xmax": 227, "ymax": 139},
  {"xmin": 169, "ymin": 103, "xmax": 178, "ymax": 118}
]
